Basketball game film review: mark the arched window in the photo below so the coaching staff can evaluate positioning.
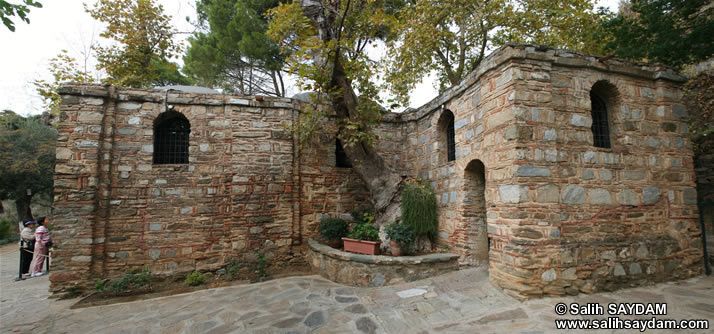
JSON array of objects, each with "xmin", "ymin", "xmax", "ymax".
[
  {"xmin": 153, "ymin": 110, "xmax": 190, "ymax": 164},
  {"xmin": 336, "ymin": 139, "xmax": 352, "ymax": 168},
  {"xmin": 590, "ymin": 93, "xmax": 610, "ymax": 148},
  {"xmin": 590, "ymin": 81, "xmax": 617, "ymax": 149},
  {"xmin": 438, "ymin": 110, "xmax": 456, "ymax": 162}
]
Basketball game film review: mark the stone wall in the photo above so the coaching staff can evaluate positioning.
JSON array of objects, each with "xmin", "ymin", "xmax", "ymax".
[
  {"xmin": 52, "ymin": 44, "xmax": 704, "ymax": 299},
  {"xmin": 397, "ymin": 45, "xmax": 702, "ymax": 299},
  {"xmin": 51, "ymin": 86, "xmax": 370, "ymax": 293}
]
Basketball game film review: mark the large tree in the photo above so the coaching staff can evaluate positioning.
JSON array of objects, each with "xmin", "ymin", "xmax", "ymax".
[
  {"xmin": 0, "ymin": 0, "xmax": 41, "ymax": 31},
  {"xmin": 183, "ymin": 0, "xmax": 288, "ymax": 96},
  {"xmin": 85, "ymin": 0, "xmax": 183, "ymax": 88},
  {"xmin": 267, "ymin": 0, "xmax": 606, "ymax": 224},
  {"xmin": 385, "ymin": 0, "xmax": 606, "ymax": 104},
  {"xmin": 269, "ymin": 0, "xmax": 405, "ymax": 225},
  {"xmin": 0, "ymin": 111, "xmax": 57, "ymax": 223},
  {"xmin": 599, "ymin": 0, "xmax": 714, "ymax": 69}
]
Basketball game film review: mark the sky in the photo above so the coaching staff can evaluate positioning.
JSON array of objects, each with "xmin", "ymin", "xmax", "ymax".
[{"xmin": 0, "ymin": 0, "xmax": 619, "ymax": 117}]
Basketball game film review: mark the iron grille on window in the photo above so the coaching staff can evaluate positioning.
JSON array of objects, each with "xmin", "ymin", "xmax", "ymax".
[
  {"xmin": 153, "ymin": 112, "xmax": 190, "ymax": 164},
  {"xmin": 336, "ymin": 139, "xmax": 352, "ymax": 168},
  {"xmin": 447, "ymin": 116, "xmax": 456, "ymax": 161},
  {"xmin": 590, "ymin": 93, "xmax": 611, "ymax": 148}
]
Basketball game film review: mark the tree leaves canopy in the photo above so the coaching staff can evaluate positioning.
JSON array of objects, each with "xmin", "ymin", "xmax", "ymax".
[
  {"xmin": 0, "ymin": 111, "xmax": 56, "ymax": 204},
  {"xmin": 183, "ymin": 0, "xmax": 288, "ymax": 96},
  {"xmin": 85, "ymin": 0, "xmax": 183, "ymax": 88},
  {"xmin": 33, "ymin": 50, "xmax": 95, "ymax": 117},
  {"xmin": 0, "ymin": 0, "xmax": 41, "ymax": 31},
  {"xmin": 385, "ymin": 0, "xmax": 606, "ymax": 105},
  {"xmin": 599, "ymin": 0, "xmax": 714, "ymax": 69},
  {"xmin": 268, "ymin": 0, "xmax": 397, "ymax": 145}
]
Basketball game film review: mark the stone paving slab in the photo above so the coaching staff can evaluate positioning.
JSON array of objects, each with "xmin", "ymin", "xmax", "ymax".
[{"xmin": 1, "ymin": 244, "xmax": 713, "ymax": 333}]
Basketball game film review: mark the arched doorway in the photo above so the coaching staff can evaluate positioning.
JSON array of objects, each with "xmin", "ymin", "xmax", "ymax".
[{"xmin": 463, "ymin": 159, "xmax": 488, "ymax": 265}]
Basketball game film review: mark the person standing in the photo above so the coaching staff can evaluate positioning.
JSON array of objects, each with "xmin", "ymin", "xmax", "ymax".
[
  {"xmin": 19, "ymin": 220, "xmax": 36, "ymax": 276},
  {"xmin": 30, "ymin": 217, "xmax": 50, "ymax": 277}
]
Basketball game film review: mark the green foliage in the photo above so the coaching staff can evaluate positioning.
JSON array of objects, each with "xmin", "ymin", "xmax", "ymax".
[
  {"xmin": 0, "ymin": 112, "xmax": 57, "ymax": 221},
  {"xmin": 384, "ymin": 0, "xmax": 606, "ymax": 105},
  {"xmin": 34, "ymin": 50, "xmax": 96, "ymax": 118},
  {"xmin": 318, "ymin": 217, "xmax": 349, "ymax": 241},
  {"xmin": 267, "ymin": 0, "xmax": 394, "ymax": 145},
  {"xmin": 0, "ymin": 217, "xmax": 14, "ymax": 240},
  {"xmin": 684, "ymin": 72, "xmax": 714, "ymax": 156},
  {"xmin": 347, "ymin": 223, "xmax": 380, "ymax": 242},
  {"xmin": 185, "ymin": 271, "xmax": 207, "ymax": 286},
  {"xmin": 253, "ymin": 251, "xmax": 267, "ymax": 280},
  {"xmin": 401, "ymin": 178, "xmax": 438, "ymax": 237},
  {"xmin": 351, "ymin": 206, "xmax": 375, "ymax": 225},
  {"xmin": 0, "ymin": 0, "xmax": 41, "ymax": 31},
  {"xmin": 109, "ymin": 266, "xmax": 152, "ymax": 292},
  {"xmin": 95, "ymin": 279, "xmax": 107, "ymax": 293},
  {"xmin": 346, "ymin": 207, "xmax": 379, "ymax": 241},
  {"xmin": 184, "ymin": 0, "xmax": 287, "ymax": 96},
  {"xmin": 599, "ymin": 0, "xmax": 714, "ymax": 69},
  {"xmin": 85, "ymin": 0, "xmax": 183, "ymax": 88},
  {"xmin": 384, "ymin": 222, "xmax": 415, "ymax": 251},
  {"xmin": 225, "ymin": 257, "xmax": 242, "ymax": 280},
  {"xmin": 152, "ymin": 58, "xmax": 193, "ymax": 86}
]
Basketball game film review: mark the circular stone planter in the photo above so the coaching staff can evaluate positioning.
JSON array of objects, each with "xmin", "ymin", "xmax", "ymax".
[{"xmin": 307, "ymin": 239, "xmax": 460, "ymax": 287}]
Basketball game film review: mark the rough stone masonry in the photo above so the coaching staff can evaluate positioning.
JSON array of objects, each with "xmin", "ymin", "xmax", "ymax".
[{"xmin": 52, "ymin": 44, "xmax": 703, "ymax": 299}]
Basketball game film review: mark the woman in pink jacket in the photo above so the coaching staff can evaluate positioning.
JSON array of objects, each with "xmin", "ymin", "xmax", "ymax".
[{"xmin": 30, "ymin": 217, "xmax": 51, "ymax": 277}]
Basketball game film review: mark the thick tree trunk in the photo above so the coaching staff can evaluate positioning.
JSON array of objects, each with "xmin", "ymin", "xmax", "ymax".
[
  {"xmin": 15, "ymin": 194, "xmax": 33, "ymax": 223},
  {"xmin": 330, "ymin": 58, "xmax": 404, "ymax": 226},
  {"xmin": 301, "ymin": 0, "xmax": 404, "ymax": 226}
]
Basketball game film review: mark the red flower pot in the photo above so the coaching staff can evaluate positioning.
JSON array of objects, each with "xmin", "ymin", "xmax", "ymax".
[
  {"xmin": 389, "ymin": 240, "xmax": 403, "ymax": 256},
  {"xmin": 342, "ymin": 238, "xmax": 381, "ymax": 255}
]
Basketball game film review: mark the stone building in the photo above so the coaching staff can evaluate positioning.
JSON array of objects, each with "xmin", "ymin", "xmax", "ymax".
[{"xmin": 51, "ymin": 44, "xmax": 704, "ymax": 299}]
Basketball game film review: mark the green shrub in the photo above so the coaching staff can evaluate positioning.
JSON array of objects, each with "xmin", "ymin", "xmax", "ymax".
[
  {"xmin": 351, "ymin": 206, "xmax": 375, "ymax": 224},
  {"xmin": 185, "ymin": 271, "xmax": 206, "ymax": 286},
  {"xmin": 225, "ymin": 257, "xmax": 241, "ymax": 280},
  {"xmin": 402, "ymin": 178, "xmax": 438, "ymax": 237},
  {"xmin": 253, "ymin": 251, "xmax": 268, "ymax": 280},
  {"xmin": 318, "ymin": 217, "xmax": 349, "ymax": 241},
  {"xmin": 109, "ymin": 266, "xmax": 152, "ymax": 292},
  {"xmin": 384, "ymin": 222, "xmax": 415, "ymax": 251},
  {"xmin": 0, "ymin": 217, "xmax": 15, "ymax": 240},
  {"xmin": 95, "ymin": 279, "xmax": 107, "ymax": 292},
  {"xmin": 348, "ymin": 223, "xmax": 380, "ymax": 242}
]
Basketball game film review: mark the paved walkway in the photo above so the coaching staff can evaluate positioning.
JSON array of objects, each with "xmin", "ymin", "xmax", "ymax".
[{"xmin": 1, "ymin": 243, "xmax": 713, "ymax": 333}]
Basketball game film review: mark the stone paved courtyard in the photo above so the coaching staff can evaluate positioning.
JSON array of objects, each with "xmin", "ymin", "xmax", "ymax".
[{"xmin": 1, "ymin": 243, "xmax": 712, "ymax": 333}]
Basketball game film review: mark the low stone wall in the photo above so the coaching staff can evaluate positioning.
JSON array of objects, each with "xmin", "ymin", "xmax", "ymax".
[{"xmin": 307, "ymin": 239, "xmax": 459, "ymax": 287}]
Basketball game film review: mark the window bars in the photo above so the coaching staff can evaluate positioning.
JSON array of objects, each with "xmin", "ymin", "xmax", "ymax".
[
  {"xmin": 153, "ymin": 112, "xmax": 190, "ymax": 164},
  {"xmin": 447, "ymin": 116, "xmax": 456, "ymax": 161},
  {"xmin": 590, "ymin": 93, "xmax": 611, "ymax": 148}
]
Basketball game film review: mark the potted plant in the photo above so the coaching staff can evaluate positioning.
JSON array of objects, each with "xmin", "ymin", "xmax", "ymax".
[
  {"xmin": 342, "ymin": 223, "xmax": 381, "ymax": 255},
  {"xmin": 318, "ymin": 217, "xmax": 348, "ymax": 249},
  {"xmin": 384, "ymin": 222, "xmax": 415, "ymax": 256}
]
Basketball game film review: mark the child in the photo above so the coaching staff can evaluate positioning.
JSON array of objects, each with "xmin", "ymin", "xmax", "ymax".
[{"xmin": 30, "ymin": 217, "xmax": 51, "ymax": 277}]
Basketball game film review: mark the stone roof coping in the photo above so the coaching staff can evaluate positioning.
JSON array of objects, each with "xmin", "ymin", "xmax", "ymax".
[
  {"xmin": 388, "ymin": 43, "xmax": 687, "ymax": 123},
  {"xmin": 57, "ymin": 84, "xmax": 299, "ymax": 109},
  {"xmin": 58, "ymin": 43, "xmax": 686, "ymax": 123}
]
